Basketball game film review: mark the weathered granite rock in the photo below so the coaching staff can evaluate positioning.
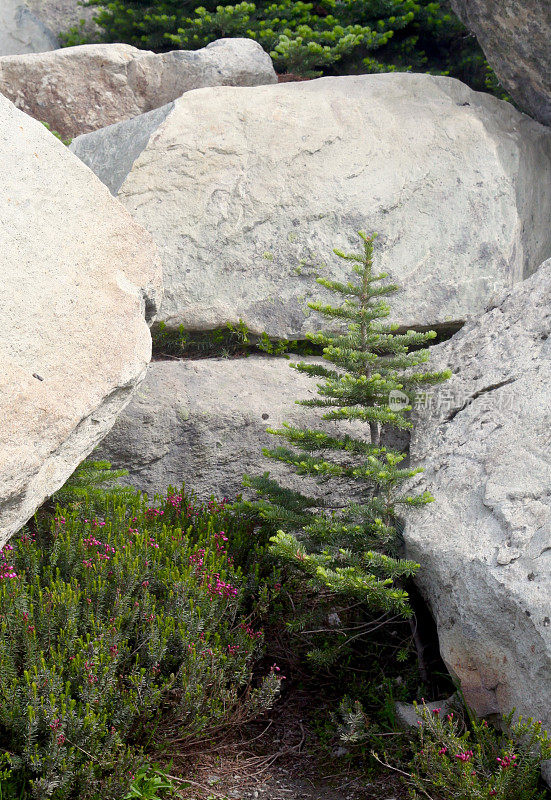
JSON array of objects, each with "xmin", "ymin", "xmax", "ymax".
[
  {"xmin": 404, "ymin": 258, "xmax": 551, "ymax": 730},
  {"xmin": 0, "ymin": 39, "xmax": 277, "ymax": 139},
  {"xmin": 451, "ymin": 0, "xmax": 551, "ymax": 127},
  {"xmin": 70, "ymin": 73, "xmax": 551, "ymax": 339},
  {"xmin": 26, "ymin": 0, "xmax": 97, "ymax": 39},
  {"xmin": 0, "ymin": 0, "xmax": 59, "ymax": 56},
  {"xmin": 542, "ymin": 759, "xmax": 551, "ymax": 789},
  {"xmin": 94, "ymin": 356, "xmax": 396, "ymax": 501},
  {"xmin": 0, "ymin": 93, "xmax": 162, "ymax": 547}
]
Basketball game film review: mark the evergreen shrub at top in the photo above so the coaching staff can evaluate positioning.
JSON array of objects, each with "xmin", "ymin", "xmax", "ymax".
[
  {"xmin": 66, "ymin": 0, "xmax": 503, "ymax": 91},
  {"xmin": 0, "ymin": 467, "xmax": 281, "ymax": 799},
  {"xmin": 237, "ymin": 233, "xmax": 450, "ymax": 664}
]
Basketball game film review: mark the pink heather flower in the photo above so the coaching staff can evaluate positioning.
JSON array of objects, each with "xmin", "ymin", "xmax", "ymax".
[
  {"xmin": 455, "ymin": 750, "xmax": 474, "ymax": 763},
  {"xmin": 239, "ymin": 623, "xmax": 261, "ymax": 639},
  {"xmin": 432, "ymin": 708, "xmax": 441, "ymax": 715},
  {"xmin": 57, "ymin": 734, "xmax": 66, "ymax": 745},
  {"xmin": 497, "ymin": 754, "xmax": 518, "ymax": 769},
  {"xmin": 438, "ymin": 747, "xmax": 447, "ymax": 755}
]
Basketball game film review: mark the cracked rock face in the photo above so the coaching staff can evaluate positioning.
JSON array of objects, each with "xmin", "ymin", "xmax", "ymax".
[
  {"xmin": 451, "ymin": 0, "xmax": 551, "ymax": 127},
  {"xmin": 0, "ymin": 94, "xmax": 162, "ymax": 547},
  {"xmin": 404, "ymin": 258, "xmax": 551, "ymax": 729},
  {"xmin": 0, "ymin": 39, "xmax": 277, "ymax": 140},
  {"xmin": 70, "ymin": 73, "xmax": 551, "ymax": 339}
]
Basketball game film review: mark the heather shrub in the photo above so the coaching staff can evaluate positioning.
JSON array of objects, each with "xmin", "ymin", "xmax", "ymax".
[
  {"xmin": 0, "ymin": 471, "xmax": 281, "ymax": 799},
  {"xmin": 397, "ymin": 702, "xmax": 551, "ymax": 799}
]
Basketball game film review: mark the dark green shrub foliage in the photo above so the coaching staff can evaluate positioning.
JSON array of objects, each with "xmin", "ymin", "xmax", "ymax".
[
  {"xmin": 70, "ymin": 0, "xmax": 505, "ymax": 92},
  {"xmin": 0, "ymin": 472, "xmax": 280, "ymax": 799},
  {"xmin": 152, "ymin": 319, "xmax": 252, "ymax": 359}
]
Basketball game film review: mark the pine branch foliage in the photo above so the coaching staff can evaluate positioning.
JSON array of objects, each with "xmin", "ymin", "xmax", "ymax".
[{"xmin": 238, "ymin": 232, "xmax": 450, "ymax": 623}]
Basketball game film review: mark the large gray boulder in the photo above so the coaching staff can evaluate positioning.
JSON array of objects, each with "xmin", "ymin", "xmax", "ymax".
[
  {"xmin": 404, "ymin": 258, "xmax": 551, "ymax": 730},
  {"xmin": 26, "ymin": 0, "xmax": 97, "ymax": 39},
  {"xmin": 70, "ymin": 73, "xmax": 551, "ymax": 339},
  {"xmin": 0, "ymin": 0, "xmax": 59, "ymax": 56},
  {"xmin": 93, "ymin": 356, "xmax": 392, "ymax": 501},
  {"xmin": 0, "ymin": 0, "xmax": 98, "ymax": 56},
  {"xmin": 542, "ymin": 759, "xmax": 551, "ymax": 790},
  {"xmin": 451, "ymin": 0, "xmax": 551, "ymax": 127},
  {"xmin": 0, "ymin": 39, "xmax": 277, "ymax": 139},
  {"xmin": 0, "ymin": 93, "xmax": 162, "ymax": 547}
]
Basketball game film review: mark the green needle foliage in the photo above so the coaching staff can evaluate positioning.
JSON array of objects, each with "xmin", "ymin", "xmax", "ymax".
[{"xmin": 239, "ymin": 232, "xmax": 451, "ymax": 640}]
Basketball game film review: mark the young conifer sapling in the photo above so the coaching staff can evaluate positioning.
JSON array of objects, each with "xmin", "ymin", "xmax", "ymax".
[{"xmin": 241, "ymin": 232, "xmax": 451, "ymax": 640}]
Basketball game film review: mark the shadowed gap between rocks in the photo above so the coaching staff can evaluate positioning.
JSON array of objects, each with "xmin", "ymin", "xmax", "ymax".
[{"xmin": 150, "ymin": 319, "xmax": 466, "ymax": 362}]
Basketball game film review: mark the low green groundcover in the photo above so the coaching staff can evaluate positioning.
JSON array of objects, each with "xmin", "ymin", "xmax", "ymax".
[{"xmin": 0, "ymin": 474, "xmax": 280, "ymax": 799}]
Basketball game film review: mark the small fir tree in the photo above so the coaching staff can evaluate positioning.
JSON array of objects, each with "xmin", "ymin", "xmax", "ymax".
[{"xmin": 240, "ymin": 232, "xmax": 450, "ymax": 632}]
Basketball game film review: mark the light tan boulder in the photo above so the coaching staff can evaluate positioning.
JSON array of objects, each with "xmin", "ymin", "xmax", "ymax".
[
  {"xmin": 0, "ymin": 38, "xmax": 277, "ymax": 139},
  {"xmin": 93, "ymin": 357, "xmax": 347, "ymax": 501},
  {"xmin": 404, "ymin": 258, "xmax": 551, "ymax": 730},
  {"xmin": 0, "ymin": 93, "xmax": 162, "ymax": 546},
  {"xmin": 70, "ymin": 73, "xmax": 551, "ymax": 339}
]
